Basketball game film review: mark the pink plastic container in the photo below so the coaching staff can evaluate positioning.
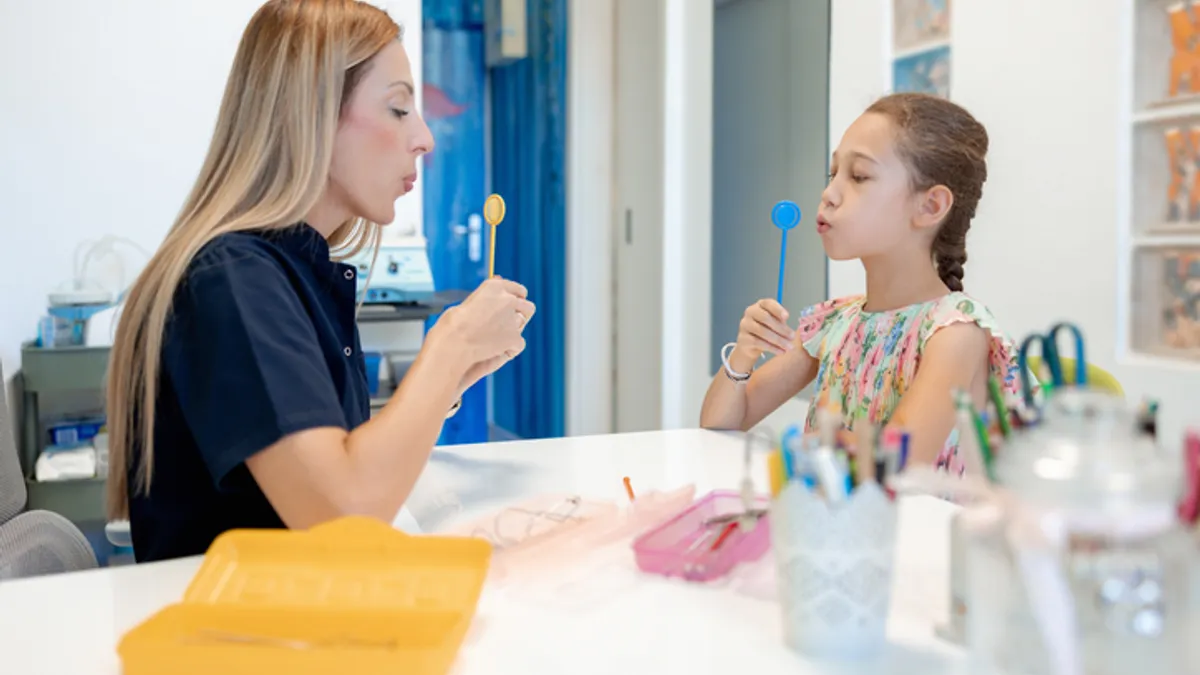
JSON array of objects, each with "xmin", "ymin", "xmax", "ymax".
[{"xmin": 631, "ymin": 490, "xmax": 771, "ymax": 582}]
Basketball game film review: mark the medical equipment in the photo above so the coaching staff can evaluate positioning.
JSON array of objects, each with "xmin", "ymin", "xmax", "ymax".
[
  {"xmin": 40, "ymin": 236, "xmax": 149, "ymax": 348},
  {"xmin": 343, "ymin": 237, "xmax": 436, "ymax": 305}
]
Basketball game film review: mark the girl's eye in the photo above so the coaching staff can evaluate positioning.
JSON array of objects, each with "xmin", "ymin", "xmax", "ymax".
[
  {"xmin": 391, "ymin": 108, "xmax": 410, "ymax": 119},
  {"xmin": 852, "ymin": 174, "xmax": 868, "ymax": 183},
  {"xmin": 827, "ymin": 170, "xmax": 837, "ymax": 182}
]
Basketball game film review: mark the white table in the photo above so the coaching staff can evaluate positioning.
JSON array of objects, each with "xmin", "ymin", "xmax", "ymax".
[{"xmin": 0, "ymin": 429, "xmax": 969, "ymax": 674}]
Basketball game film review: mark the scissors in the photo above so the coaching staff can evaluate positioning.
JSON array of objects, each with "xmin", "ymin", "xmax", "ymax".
[{"xmin": 1017, "ymin": 321, "xmax": 1087, "ymax": 409}]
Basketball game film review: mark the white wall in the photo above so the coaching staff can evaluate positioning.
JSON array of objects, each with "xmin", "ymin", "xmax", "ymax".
[
  {"xmin": 0, "ymin": 0, "xmax": 422, "ymax": 383},
  {"xmin": 565, "ymin": 0, "xmax": 614, "ymax": 436},
  {"xmin": 567, "ymin": 0, "xmax": 714, "ymax": 435},
  {"xmin": 660, "ymin": 0, "xmax": 714, "ymax": 430},
  {"xmin": 828, "ymin": 0, "xmax": 1200, "ymax": 444}
]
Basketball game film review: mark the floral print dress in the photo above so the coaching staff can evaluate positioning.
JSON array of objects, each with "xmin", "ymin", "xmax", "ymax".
[{"xmin": 795, "ymin": 292, "xmax": 1022, "ymax": 471}]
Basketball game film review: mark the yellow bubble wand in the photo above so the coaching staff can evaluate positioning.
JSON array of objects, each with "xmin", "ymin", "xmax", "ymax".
[{"xmin": 483, "ymin": 194, "xmax": 506, "ymax": 278}]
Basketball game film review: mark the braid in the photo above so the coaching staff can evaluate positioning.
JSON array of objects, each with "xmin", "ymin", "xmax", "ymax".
[{"xmin": 933, "ymin": 220, "xmax": 967, "ymax": 292}]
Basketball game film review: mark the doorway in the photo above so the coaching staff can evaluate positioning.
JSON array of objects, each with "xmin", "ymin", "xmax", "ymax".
[
  {"xmin": 609, "ymin": 0, "xmax": 829, "ymax": 433},
  {"xmin": 612, "ymin": 0, "xmax": 666, "ymax": 433},
  {"xmin": 710, "ymin": 0, "xmax": 830, "ymax": 395}
]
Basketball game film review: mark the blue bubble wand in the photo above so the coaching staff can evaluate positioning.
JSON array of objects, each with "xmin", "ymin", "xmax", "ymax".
[{"xmin": 771, "ymin": 200, "xmax": 801, "ymax": 304}]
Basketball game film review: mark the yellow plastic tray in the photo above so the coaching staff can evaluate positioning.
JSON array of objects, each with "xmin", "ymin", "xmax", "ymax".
[{"xmin": 118, "ymin": 517, "xmax": 491, "ymax": 675}]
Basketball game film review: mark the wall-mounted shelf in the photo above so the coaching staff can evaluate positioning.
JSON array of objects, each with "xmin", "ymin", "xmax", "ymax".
[
  {"xmin": 1133, "ymin": 99, "xmax": 1200, "ymax": 124},
  {"xmin": 1124, "ymin": 0, "xmax": 1200, "ymax": 363},
  {"xmin": 355, "ymin": 290, "xmax": 470, "ymax": 323}
]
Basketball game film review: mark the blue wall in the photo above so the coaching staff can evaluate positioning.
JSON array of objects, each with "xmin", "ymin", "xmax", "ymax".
[
  {"xmin": 421, "ymin": 0, "xmax": 568, "ymax": 441},
  {"xmin": 422, "ymin": 0, "xmax": 488, "ymax": 444},
  {"xmin": 489, "ymin": 0, "xmax": 568, "ymax": 439}
]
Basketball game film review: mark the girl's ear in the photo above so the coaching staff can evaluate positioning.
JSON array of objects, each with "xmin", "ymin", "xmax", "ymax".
[{"xmin": 915, "ymin": 184, "xmax": 954, "ymax": 231}]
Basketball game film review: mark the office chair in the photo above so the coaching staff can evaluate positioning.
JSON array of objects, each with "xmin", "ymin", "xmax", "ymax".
[{"xmin": 0, "ymin": 365, "xmax": 97, "ymax": 580}]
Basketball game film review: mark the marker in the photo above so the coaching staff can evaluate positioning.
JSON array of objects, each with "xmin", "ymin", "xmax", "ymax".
[
  {"xmin": 855, "ymin": 422, "xmax": 878, "ymax": 486},
  {"xmin": 1179, "ymin": 429, "xmax": 1200, "ymax": 525},
  {"xmin": 483, "ymin": 194, "xmax": 506, "ymax": 278},
  {"xmin": 771, "ymin": 200, "xmax": 801, "ymax": 305},
  {"xmin": 880, "ymin": 427, "xmax": 903, "ymax": 499},
  {"xmin": 898, "ymin": 431, "xmax": 911, "ymax": 471},
  {"xmin": 988, "ymin": 375, "xmax": 1012, "ymax": 438},
  {"xmin": 781, "ymin": 424, "xmax": 802, "ymax": 480},
  {"xmin": 812, "ymin": 409, "xmax": 848, "ymax": 504},
  {"xmin": 1138, "ymin": 398, "xmax": 1159, "ymax": 439},
  {"xmin": 767, "ymin": 448, "xmax": 786, "ymax": 497}
]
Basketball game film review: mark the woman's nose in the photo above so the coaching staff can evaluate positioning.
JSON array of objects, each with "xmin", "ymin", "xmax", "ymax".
[{"xmin": 413, "ymin": 112, "xmax": 435, "ymax": 156}]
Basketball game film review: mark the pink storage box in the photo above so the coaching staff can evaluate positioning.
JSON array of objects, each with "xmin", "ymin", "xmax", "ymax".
[{"xmin": 632, "ymin": 490, "xmax": 771, "ymax": 582}]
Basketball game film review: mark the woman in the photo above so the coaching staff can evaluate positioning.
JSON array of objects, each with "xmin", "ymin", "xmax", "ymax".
[{"xmin": 105, "ymin": 0, "xmax": 534, "ymax": 562}]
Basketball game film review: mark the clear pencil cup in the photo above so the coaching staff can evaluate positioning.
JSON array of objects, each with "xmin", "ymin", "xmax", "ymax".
[{"xmin": 770, "ymin": 481, "xmax": 899, "ymax": 659}]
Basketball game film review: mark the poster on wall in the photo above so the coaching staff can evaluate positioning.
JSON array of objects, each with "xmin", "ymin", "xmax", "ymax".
[
  {"xmin": 893, "ymin": 45, "xmax": 951, "ymax": 99},
  {"xmin": 893, "ymin": 0, "xmax": 950, "ymax": 53},
  {"xmin": 892, "ymin": 0, "xmax": 951, "ymax": 98}
]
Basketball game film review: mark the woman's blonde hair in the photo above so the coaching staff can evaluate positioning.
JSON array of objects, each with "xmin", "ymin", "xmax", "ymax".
[{"xmin": 106, "ymin": 0, "xmax": 400, "ymax": 519}]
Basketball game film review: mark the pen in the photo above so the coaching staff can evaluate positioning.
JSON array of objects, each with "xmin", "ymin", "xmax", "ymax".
[{"xmin": 954, "ymin": 390, "xmax": 995, "ymax": 481}]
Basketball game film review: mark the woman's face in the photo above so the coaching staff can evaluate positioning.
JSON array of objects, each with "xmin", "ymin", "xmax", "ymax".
[{"xmin": 326, "ymin": 40, "xmax": 434, "ymax": 227}]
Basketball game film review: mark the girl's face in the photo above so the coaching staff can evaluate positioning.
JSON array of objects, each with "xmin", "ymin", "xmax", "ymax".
[{"xmin": 817, "ymin": 113, "xmax": 925, "ymax": 261}]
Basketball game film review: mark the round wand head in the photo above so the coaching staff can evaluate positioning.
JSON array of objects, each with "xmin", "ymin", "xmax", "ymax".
[
  {"xmin": 484, "ymin": 194, "xmax": 507, "ymax": 226},
  {"xmin": 771, "ymin": 200, "xmax": 801, "ymax": 231}
]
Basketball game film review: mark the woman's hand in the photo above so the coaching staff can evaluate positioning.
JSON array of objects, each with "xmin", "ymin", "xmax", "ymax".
[
  {"xmin": 729, "ymin": 299, "xmax": 795, "ymax": 371},
  {"xmin": 429, "ymin": 276, "xmax": 536, "ymax": 392}
]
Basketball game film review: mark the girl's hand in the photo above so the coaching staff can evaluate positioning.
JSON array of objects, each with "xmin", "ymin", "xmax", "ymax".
[
  {"xmin": 429, "ymin": 277, "xmax": 536, "ymax": 382},
  {"xmin": 733, "ymin": 299, "xmax": 795, "ymax": 363}
]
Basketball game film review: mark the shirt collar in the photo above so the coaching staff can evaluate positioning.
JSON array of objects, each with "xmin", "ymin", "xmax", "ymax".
[{"xmin": 262, "ymin": 223, "xmax": 338, "ymax": 276}]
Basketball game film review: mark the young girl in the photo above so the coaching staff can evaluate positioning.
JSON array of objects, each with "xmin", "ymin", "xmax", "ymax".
[{"xmin": 700, "ymin": 93, "xmax": 1021, "ymax": 472}]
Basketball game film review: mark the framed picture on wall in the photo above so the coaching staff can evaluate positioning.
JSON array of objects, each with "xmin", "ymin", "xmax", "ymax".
[
  {"xmin": 893, "ymin": 45, "xmax": 951, "ymax": 99},
  {"xmin": 1131, "ymin": 245, "xmax": 1200, "ymax": 359},
  {"xmin": 893, "ymin": 0, "xmax": 950, "ymax": 54}
]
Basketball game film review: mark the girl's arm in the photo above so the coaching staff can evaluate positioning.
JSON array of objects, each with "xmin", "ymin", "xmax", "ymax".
[
  {"xmin": 700, "ymin": 307, "xmax": 820, "ymax": 431},
  {"xmin": 886, "ymin": 323, "xmax": 990, "ymax": 465}
]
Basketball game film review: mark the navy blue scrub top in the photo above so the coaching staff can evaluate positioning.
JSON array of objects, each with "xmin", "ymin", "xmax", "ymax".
[{"xmin": 128, "ymin": 224, "xmax": 370, "ymax": 562}]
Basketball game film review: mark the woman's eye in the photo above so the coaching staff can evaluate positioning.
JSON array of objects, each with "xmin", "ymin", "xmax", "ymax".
[{"xmin": 391, "ymin": 108, "xmax": 409, "ymax": 119}]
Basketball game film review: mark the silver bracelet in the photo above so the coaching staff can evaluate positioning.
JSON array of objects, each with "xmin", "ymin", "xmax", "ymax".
[
  {"xmin": 720, "ymin": 343, "xmax": 752, "ymax": 382},
  {"xmin": 446, "ymin": 397, "xmax": 463, "ymax": 419}
]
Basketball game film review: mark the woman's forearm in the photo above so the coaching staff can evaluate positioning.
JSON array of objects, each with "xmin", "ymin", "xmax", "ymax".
[{"xmin": 343, "ymin": 333, "xmax": 469, "ymax": 520}]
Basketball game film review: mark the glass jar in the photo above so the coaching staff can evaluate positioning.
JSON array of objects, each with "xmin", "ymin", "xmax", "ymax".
[{"xmin": 970, "ymin": 389, "xmax": 1194, "ymax": 675}]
